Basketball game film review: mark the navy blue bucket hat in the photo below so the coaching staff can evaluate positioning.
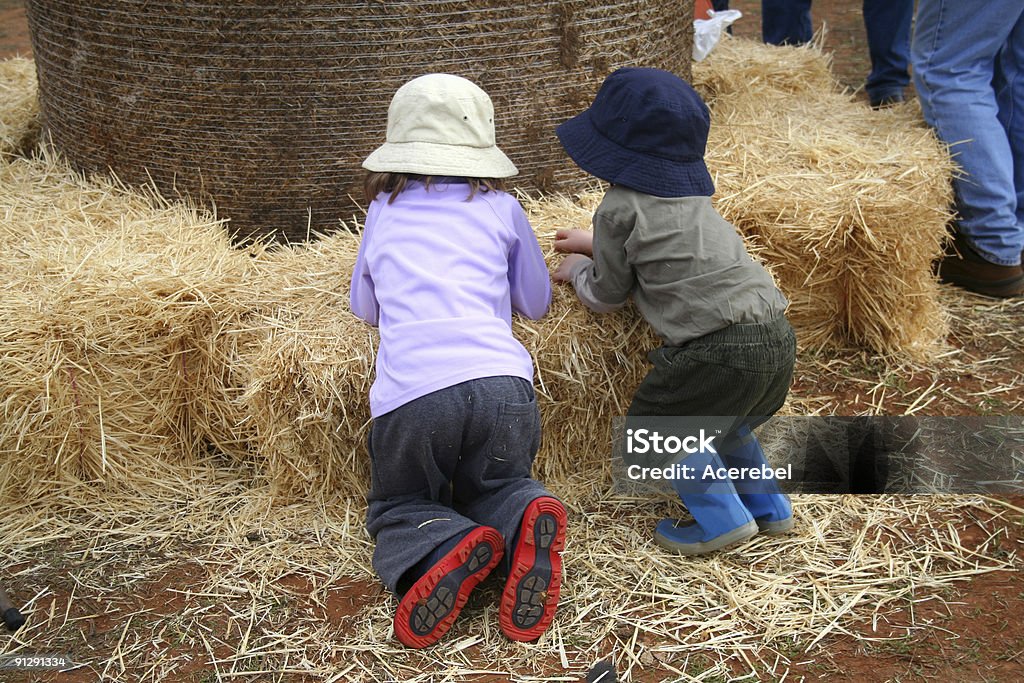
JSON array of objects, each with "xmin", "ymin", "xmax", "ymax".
[{"xmin": 556, "ymin": 67, "xmax": 714, "ymax": 197}]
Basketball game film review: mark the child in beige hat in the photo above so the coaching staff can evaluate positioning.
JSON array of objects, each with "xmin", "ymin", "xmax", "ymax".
[{"xmin": 351, "ymin": 73, "xmax": 567, "ymax": 648}]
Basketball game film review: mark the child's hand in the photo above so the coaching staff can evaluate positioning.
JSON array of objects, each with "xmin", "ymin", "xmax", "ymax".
[
  {"xmin": 554, "ymin": 228, "xmax": 594, "ymax": 257},
  {"xmin": 553, "ymin": 253, "xmax": 590, "ymax": 282}
]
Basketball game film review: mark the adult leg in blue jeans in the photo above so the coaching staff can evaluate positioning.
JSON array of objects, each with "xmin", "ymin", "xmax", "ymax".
[
  {"xmin": 913, "ymin": 0, "xmax": 1024, "ymax": 297},
  {"xmin": 762, "ymin": 0, "xmax": 813, "ymax": 47},
  {"xmin": 763, "ymin": 1, "xmax": 912, "ymax": 109},
  {"xmin": 997, "ymin": 18, "xmax": 1024, "ymax": 266},
  {"xmin": 862, "ymin": 0, "xmax": 912, "ymax": 108}
]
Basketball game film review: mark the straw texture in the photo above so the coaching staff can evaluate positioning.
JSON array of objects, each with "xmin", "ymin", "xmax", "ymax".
[
  {"xmin": 0, "ymin": 56, "xmax": 39, "ymax": 159},
  {"xmin": 195, "ymin": 232, "xmax": 376, "ymax": 497},
  {"xmin": 0, "ymin": 476, "xmax": 1016, "ymax": 680},
  {"xmin": 0, "ymin": 40, "xmax": 958, "ymax": 501},
  {"xmin": 0, "ymin": 43, "xmax": 1018, "ymax": 683},
  {"xmin": 0, "ymin": 153, "xmax": 256, "ymax": 500},
  {"xmin": 175, "ymin": 202, "xmax": 655, "ymax": 499},
  {"xmin": 694, "ymin": 38, "xmax": 956, "ymax": 359}
]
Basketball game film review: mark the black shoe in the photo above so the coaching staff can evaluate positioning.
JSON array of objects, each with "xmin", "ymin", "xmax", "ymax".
[
  {"xmin": 499, "ymin": 497, "xmax": 567, "ymax": 642},
  {"xmin": 869, "ymin": 91, "xmax": 905, "ymax": 109},
  {"xmin": 393, "ymin": 526, "xmax": 503, "ymax": 648},
  {"xmin": 584, "ymin": 661, "xmax": 617, "ymax": 683}
]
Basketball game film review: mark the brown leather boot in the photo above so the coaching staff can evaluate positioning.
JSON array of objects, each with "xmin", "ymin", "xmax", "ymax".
[{"xmin": 937, "ymin": 234, "xmax": 1024, "ymax": 298}]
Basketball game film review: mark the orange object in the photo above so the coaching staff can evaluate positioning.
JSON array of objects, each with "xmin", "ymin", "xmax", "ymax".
[{"xmin": 695, "ymin": 0, "xmax": 714, "ymax": 20}]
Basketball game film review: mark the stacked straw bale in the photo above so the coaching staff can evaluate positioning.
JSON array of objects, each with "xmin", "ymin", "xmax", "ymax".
[
  {"xmin": 0, "ymin": 154, "xmax": 655, "ymax": 502},
  {"xmin": 194, "ymin": 233, "xmax": 377, "ymax": 498},
  {"xmin": 694, "ymin": 38, "xmax": 956, "ymax": 358},
  {"xmin": 0, "ymin": 154, "xmax": 255, "ymax": 500},
  {"xmin": 192, "ymin": 215, "xmax": 658, "ymax": 500},
  {"xmin": 1, "ymin": 40, "xmax": 959, "ymax": 503},
  {"xmin": 0, "ymin": 57, "xmax": 39, "ymax": 159},
  {"xmin": 516, "ymin": 195, "xmax": 659, "ymax": 488}
]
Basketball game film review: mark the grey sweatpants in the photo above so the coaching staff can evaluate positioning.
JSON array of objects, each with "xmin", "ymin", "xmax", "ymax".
[{"xmin": 365, "ymin": 376, "xmax": 553, "ymax": 595}]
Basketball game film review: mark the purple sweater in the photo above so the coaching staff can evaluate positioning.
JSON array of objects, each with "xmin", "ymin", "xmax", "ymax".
[{"xmin": 350, "ymin": 181, "xmax": 551, "ymax": 417}]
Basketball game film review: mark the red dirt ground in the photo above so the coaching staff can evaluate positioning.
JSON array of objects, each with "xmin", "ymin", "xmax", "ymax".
[{"xmin": 0, "ymin": 0, "xmax": 29, "ymax": 59}]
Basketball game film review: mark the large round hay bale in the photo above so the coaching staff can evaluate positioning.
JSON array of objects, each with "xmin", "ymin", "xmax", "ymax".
[{"xmin": 25, "ymin": 1, "xmax": 694, "ymax": 242}]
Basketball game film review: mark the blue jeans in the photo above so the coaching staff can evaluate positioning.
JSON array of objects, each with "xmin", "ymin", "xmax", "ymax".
[
  {"xmin": 762, "ymin": 1, "xmax": 911, "ymax": 101},
  {"xmin": 862, "ymin": 0, "xmax": 913, "ymax": 101},
  {"xmin": 761, "ymin": 0, "xmax": 812, "ymax": 46},
  {"xmin": 913, "ymin": 0, "xmax": 1024, "ymax": 266}
]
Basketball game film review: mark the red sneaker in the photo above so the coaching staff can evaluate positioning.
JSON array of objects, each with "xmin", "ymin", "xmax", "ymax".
[
  {"xmin": 499, "ymin": 497, "xmax": 567, "ymax": 642},
  {"xmin": 393, "ymin": 526, "xmax": 503, "ymax": 649}
]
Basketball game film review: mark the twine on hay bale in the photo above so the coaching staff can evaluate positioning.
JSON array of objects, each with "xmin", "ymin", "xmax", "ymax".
[
  {"xmin": 693, "ymin": 37, "xmax": 956, "ymax": 359},
  {"xmin": 0, "ymin": 57, "xmax": 39, "ymax": 159},
  {"xmin": 25, "ymin": 0, "xmax": 693, "ymax": 243}
]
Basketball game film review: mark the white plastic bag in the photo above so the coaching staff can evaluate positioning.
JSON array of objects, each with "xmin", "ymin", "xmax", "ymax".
[{"xmin": 693, "ymin": 9, "xmax": 743, "ymax": 62}]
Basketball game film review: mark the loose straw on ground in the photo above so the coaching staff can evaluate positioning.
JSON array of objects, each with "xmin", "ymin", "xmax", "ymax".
[{"xmin": 0, "ymin": 480, "xmax": 1015, "ymax": 680}]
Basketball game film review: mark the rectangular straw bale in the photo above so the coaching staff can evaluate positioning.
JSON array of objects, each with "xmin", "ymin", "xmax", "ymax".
[
  {"xmin": 198, "ymin": 198, "xmax": 658, "ymax": 501},
  {"xmin": 693, "ymin": 37, "xmax": 956, "ymax": 358},
  {"xmin": 193, "ymin": 231, "xmax": 377, "ymax": 499},
  {"xmin": 0, "ymin": 154, "xmax": 252, "ymax": 501},
  {"xmin": 693, "ymin": 35, "xmax": 835, "ymax": 107},
  {"xmin": 0, "ymin": 57, "xmax": 40, "ymax": 160},
  {"xmin": 517, "ymin": 194, "xmax": 659, "ymax": 488}
]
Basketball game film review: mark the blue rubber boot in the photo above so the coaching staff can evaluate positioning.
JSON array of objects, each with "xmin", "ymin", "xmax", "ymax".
[
  {"xmin": 654, "ymin": 450, "xmax": 758, "ymax": 556},
  {"xmin": 722, "ymin": 428, "xmax": 794, "ymax": 536}
]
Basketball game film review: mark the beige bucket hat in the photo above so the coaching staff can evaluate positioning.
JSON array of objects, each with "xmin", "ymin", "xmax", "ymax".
[{"xmin": 363, "ymin": 73, "xmax": 518, "ymax": 179}]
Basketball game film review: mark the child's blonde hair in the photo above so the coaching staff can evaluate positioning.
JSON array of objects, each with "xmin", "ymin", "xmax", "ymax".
[{"xmin": 364, "ymin": 172, "xmax": 506, "ymax": 205}]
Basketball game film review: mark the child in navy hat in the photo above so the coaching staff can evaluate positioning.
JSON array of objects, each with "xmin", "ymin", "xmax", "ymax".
[{"xmin": 553, "ymin": 67, "xmax": 797, "ymax": 555}]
